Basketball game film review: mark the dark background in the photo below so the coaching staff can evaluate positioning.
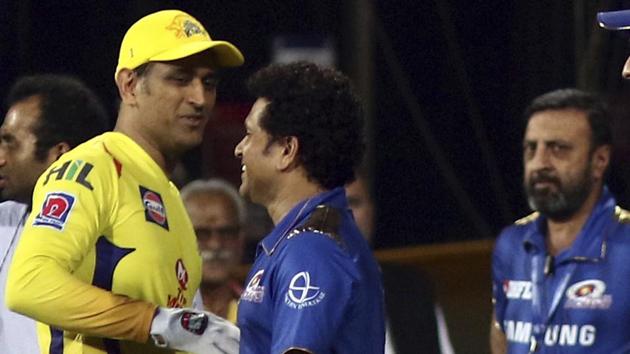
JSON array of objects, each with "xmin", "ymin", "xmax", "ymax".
[{"xmin": 1, "ymin": 0, "xmax": 629, "ymax": 249}]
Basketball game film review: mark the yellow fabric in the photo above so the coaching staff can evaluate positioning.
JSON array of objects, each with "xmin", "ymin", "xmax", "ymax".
[
  {"xmin": 6, "ymin": 132, "xmax": 201, "ymax": 354},
  {"xmin": 115, "ymin": 9, "xmax": 244, "ymax": 79},
  {"xmin": 226, "ymin": 299, "xmax": 239, "ymax": 325}
]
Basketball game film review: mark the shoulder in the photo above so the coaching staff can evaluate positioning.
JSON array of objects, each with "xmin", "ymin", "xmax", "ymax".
[
  {"xmin": 276, "ymin": 207, "xmax": 355, "ymax": 274},
  {"xmin": 286, "ymin": 204, "xmax": 347, "ymax": 247},
  {"xmin": 494, "ymin": 213, "xmax": 538, "ymax": 255},
  {"xmin": 614, "ymin": 206, "xmax": 630, "ymax": 224},
  {"xmin": 40, "ymin": 137, "xmax": 120, "ymax": 189},
  {"xmin": 606, "ymin": 206, "xmax": 630, "ymax": 245}
]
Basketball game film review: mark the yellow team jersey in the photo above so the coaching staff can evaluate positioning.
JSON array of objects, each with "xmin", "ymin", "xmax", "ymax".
[{"xmin": 6, "ymin": 132, "xmax": 201, "ymax": 354}]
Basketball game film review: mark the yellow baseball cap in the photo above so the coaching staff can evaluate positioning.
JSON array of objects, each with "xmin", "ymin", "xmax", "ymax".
[{"xmin": 115, "ymin": 9, "xmax": 244, "ymax": 79}]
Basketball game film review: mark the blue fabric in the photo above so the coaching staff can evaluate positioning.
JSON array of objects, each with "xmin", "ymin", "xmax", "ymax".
[
  {"xmin": 598, "ymin": 10, "xmax": 630, "ymax": 30},
  {"xmin": 238, "ymin": 187, "xmax": 385, "ymax": 354},
  {"xmin": 493, "ymin": 188, "xmax": 630, "ymax": 353}
]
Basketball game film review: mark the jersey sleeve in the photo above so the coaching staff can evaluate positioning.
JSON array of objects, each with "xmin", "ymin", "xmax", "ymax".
[
  {"xmin": 492, "ymin": 230, "xmax": 510, "ymax": 330},
  {"xmin": 5, "ymin": 153, "xmax": 156, "ymax": 343},
  {"xmin": 270, "ymin": 232, "xmax": 354, "ymax": 354}
]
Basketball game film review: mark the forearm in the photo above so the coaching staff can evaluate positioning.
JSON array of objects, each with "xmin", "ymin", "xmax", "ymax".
[{"xmin": 6, "ymin": 255, "xmax": 157, "ymax": 343}]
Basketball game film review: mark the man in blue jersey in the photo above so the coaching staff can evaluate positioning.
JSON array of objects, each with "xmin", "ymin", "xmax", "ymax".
[
  {"xmin": 234, "ymin": 61, "xmax": 385, "ymax": 354},
  {"xmin": 490, "ymin": 88, "xmax": 630, "ymax": 353},
  {"xmin": 0, "ymin": 74, "xmax": 109, "ymax": 353}
]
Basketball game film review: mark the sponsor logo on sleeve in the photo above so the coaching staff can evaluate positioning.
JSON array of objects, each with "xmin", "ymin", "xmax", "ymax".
[
  {"xmin": 564, "ymin": 279, "xmax": 612, "ymax": 309},
  {"xmin": 284, "ymin": 271, "xmax": 326, "ymax": 309},
  {"xmin": 139, "ymin": 186, "xmax": 169, "ymax": 230},
  {"xmin": 33, "ymin": 192, "xmax": 76, "ymax": 230},
  {"xmin": 241, "ymin": 269, "xmax": 265, "ymax": 303}
]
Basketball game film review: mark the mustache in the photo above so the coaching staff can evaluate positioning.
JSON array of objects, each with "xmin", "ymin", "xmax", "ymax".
[
  {"xmin": 528, "ymin": 171, "xmax": 561, "ymax": 187},
  {"xmin": 200, "ymin": 249, "xmax": 234, "ymax": 263}
]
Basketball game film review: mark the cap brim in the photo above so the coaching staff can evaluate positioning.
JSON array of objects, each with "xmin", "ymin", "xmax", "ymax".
[
  {"xmin": 598, "ymin": 10, "xmax": 630, "ymax": 30},
  {"xmin": 151, "ymin": 40, "xmax": 244, "ymax": 68}
]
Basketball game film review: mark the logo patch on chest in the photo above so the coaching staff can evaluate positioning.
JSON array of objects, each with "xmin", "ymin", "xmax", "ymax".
[
  {"xmin": 33, "ymin": 192, "xmax": 76, "ymax": 230},
  {"xmin": 565, "ymin": 279, "xmax": 612, "ymax": 310},
  {"xmin": 241, "ymin": 269, "xmax": 265, "ymax": 303},
  {"xmin": 139, "ymin": 186, "xmax": 169, "ymax": 230}
]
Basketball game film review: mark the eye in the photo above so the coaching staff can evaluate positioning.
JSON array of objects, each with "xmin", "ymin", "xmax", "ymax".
[
  {"xmin": 523, "ymin": 142, "xmax": 536, "ymax": 159},
  {"xmin": 202, "ymin": 76, "xmax": 219, "ymax": 90},
  {"xmin": 167, "ymin": 73, "xmax": 191, "ymax": 85},
  {"xmin": 548, "ymin": 142, "xmax": 570, "ymax": 156}
]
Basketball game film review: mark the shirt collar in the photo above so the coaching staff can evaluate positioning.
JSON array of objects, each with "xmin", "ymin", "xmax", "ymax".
[
  {"xmin": 259, "ymin": 187, "xmax": 347, "ymax": 256},
  {"xmin": 522, "ymin": 186, "xmax": 616, "ymax": 261}
]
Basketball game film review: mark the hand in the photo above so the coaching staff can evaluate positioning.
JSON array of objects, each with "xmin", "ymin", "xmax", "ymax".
[{"xmin": 150, "ymin": 307, "xmax": 240, "ymax": 354}]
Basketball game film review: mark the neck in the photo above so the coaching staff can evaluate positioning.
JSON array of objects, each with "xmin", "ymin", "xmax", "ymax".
[
  {"xmin": 200, "ymin": 281, "xmax": 235, "ymax": 318},
  {"xmin": 114, "ymin": 115, "xmax": 177, "ymax": 174},
  {"xmin": 545, "ymin": 186, "xmax": 602, "ymax": 256},
  {"xmin": 266, "ymin": 176, "xmax": 326, "ymax": 225}
]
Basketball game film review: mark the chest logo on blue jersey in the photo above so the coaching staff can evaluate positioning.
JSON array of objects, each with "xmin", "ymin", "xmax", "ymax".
[
  {"xmin": 33, "ymin": 192, "xmax": 76, "ymax": 231},
  {"xmin": 284, "ymin": 271, "xmax": 326, "ymax": 309},
  {"xmin": 241, "ymin": 269, "xmax": 265, "ymax": 303},
  {"xmin": 565, "ymin": 279, "xmax": 612, "ymax": 310},
  {"xmin": 139, "ymin": 186, "xmax": 169, "ymax": 230}
]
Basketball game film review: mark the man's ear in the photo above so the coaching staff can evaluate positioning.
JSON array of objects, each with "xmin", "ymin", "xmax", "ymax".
[
  {"xmin": 46, "ymin": 142, "xmax": 71, "ymax": 164},
  {"xmin": 591, "ymin": 144, "xmax": 611, "ymax": 180},
  {"xmin": 116, "ymin": 69, "xmax": 140, "ymax": 105},
  {"xmin": 276, "ymin": 136, "xmax": 300, "ymax": 171}
]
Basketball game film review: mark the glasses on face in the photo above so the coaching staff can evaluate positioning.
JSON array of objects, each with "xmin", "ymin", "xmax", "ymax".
[{"xmin": 195, "ymin": 225, "xmax": 241, "ymax": 241}]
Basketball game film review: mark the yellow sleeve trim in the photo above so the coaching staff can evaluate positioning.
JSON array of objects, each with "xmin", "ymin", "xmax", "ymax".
[{"xmin": 514, "ymin": 212, "xmax": 539, "ymax": 225}]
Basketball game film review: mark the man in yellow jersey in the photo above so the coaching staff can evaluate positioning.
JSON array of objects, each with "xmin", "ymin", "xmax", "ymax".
[
  {"xmin": 6, "ymin": 9, "xmax": 243, "ymax": 354},
  {"xmin": 181, "ymin": 178, "xmax": 246, "ymax": 324}
]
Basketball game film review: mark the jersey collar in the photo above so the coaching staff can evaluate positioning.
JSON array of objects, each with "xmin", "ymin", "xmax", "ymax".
[{"xmin": 259, "ymin": 187, "xmax": 347, "ymax": 256}]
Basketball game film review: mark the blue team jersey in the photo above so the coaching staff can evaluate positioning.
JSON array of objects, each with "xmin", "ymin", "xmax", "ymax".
[
  {"xmin": 237, "ymin": 187, "xmax": 385, "ymax": 354},
  {"xmin": 493, "ymin": 187, "xmax": 630, "ymax": 353}
]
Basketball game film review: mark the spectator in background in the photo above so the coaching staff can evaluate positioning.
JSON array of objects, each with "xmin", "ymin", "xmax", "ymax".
[
  {"xmin": 0, "ymin": 74, "xmax": 109, "ymax": 353},
  {"xmin": 490, "ymin": 89, "xmax": 630, "ymax": 353},
  {"xmin": 181, "ymin": 178, "xmax": 245, "ymax": 323},
  {"xmin": 346, "ymin": 166, "xmax": 454, "ymax": 354}
]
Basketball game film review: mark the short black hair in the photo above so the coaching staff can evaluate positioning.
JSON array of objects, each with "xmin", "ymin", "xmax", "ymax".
[
  {"xmin": 523, "ymin": 88, "xmax": 612, "ymax": 149},
  {"xmin": 6, "ymin": 74, "xmax": 109, "ymax": 161},
  {"xmin": 247, "ymin": 61, "xmax": 365, "ymax": 189}
]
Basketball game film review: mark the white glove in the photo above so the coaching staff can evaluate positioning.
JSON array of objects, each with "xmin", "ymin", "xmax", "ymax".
[{"xmin": 150, "ymin": 307, "xmax": 240, "ymax": 354}]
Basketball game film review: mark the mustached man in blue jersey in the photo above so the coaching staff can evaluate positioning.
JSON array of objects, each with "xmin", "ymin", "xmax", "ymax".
[{"xmin": 490, "ymin": 88, "xmax": 630, "ymax": 354}]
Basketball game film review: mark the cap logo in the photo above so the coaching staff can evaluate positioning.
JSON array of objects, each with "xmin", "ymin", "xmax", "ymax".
[{"xmin": 165, "ymin": 15, "xmax": 207, "ymax": 39}]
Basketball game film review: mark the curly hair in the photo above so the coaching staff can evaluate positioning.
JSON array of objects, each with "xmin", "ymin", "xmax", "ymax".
[
  {"xmin": 6, "ymin": 74, "xmax": 110, "ymax": 161},
  {"xmin": 247, "ymin": 61, "xmax": 365, "ymax": 189}
]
